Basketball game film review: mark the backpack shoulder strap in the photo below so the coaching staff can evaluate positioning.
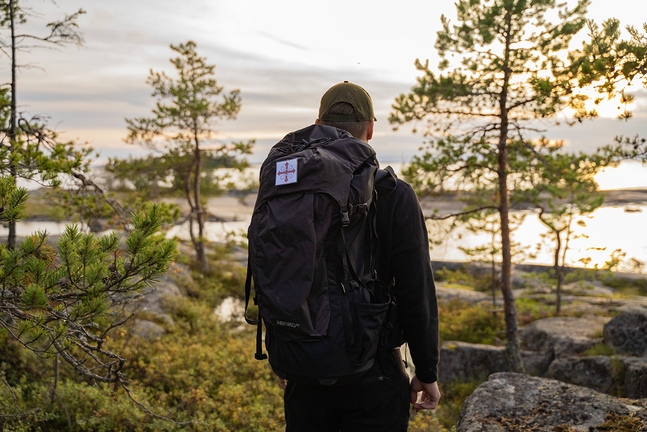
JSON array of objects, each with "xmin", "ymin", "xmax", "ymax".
[{"xmin": 376, "ymin": 166, "xmax": 397, "ymax": 197}]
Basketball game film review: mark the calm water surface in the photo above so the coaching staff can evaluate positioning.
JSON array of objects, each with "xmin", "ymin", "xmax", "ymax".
[{"xmin": 4, "ymin": 204, "xmax": 646, "ymax": 274}]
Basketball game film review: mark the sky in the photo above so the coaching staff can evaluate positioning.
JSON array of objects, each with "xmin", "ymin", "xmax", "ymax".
[{"xmin": 6, "ymin": 0, "xmax": 647, "ymax": 183}]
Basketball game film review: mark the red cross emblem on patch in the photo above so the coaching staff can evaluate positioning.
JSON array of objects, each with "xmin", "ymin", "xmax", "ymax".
[{"xmin": 275, "ymin": 159, "xmax": 298, "ymax": 186}]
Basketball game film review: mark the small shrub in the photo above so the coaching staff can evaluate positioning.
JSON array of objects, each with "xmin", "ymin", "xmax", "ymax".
[
  {"xmin": 515, "ymin": 296, "xmax": 552, "ymax": 325},
  {"xmin": 438, "ymin": 299, "xmax": 505, "ymax": 345},
  {"xmin": 408, "ymin": 411, "xmax": 453, "ymax": 432},
  {"xmin": 409, "ymin": 379, "xmax": 481, "ymax": 431},
  {"xmin": 435, "ymin": 268, "xmax": 478, "ymax": 286},
  {"xmin": 437, "ymin": 380, "xmax": 481, "ymax": 428},
  {"xmin": 599, "ymin": 273, "xmax": 647, "ymax": 297}
]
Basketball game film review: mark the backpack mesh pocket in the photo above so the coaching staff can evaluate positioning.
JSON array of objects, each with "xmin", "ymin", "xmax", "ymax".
[{"xmin": 342, "ymin": 280, "xmax": 391, "ymax": 365}]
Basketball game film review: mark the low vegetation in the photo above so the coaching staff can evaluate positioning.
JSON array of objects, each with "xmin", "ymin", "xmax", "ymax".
[
  {"xmin": 0, "ymin": 249, "xmax": 283, "ymax": 432},
  {"xmin": 3, "ymin": 187, "xmax": 647, "ymax": 431}
]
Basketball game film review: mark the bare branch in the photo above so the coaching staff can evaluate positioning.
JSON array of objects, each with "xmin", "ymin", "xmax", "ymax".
[
  {"xmin": 0, "ymin": 373, "xmax": 24, "ymax": 415},
  {"xmin": 426, "ymin": 205, "xmax": 500, "ymax": 221},
  {"xmin": 119, "ymin": 382, "xmax": 197, "ymax": 426},
  {"xmin": 68, "ymin": 170, "xmax": 130, "ymax": 229}
]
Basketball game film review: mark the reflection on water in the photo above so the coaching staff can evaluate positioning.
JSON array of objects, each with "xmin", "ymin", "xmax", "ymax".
[
  {"xmin": 165, "ymin": 219, "xmax": 251, "ymax": 244},
  {"xmin": 3, "ymin": 205, "xmax": 646, "ymax": 274},
  {"xmin": 427, "ymin": 205, "xmax": 647, "ymax": 274}
]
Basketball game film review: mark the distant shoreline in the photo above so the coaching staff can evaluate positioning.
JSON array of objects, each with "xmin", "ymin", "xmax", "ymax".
[
  {"xmin": 16, "ymin": 187, "xmax": 647, "ymax": 224},
  {"xmin": 415, "ymin": 188, "xmax": 647, "ymax": 219}
]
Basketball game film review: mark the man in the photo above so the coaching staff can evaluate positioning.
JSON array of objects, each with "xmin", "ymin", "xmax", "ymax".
[{"xmin": 281, "ymin": 81, "xmax": 440, "ymax": 431}]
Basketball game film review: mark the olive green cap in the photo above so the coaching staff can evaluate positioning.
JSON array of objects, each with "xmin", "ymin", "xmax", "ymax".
[{"xmin": 318, "ymin": 81, "xmax": 376, "ymax": 122}]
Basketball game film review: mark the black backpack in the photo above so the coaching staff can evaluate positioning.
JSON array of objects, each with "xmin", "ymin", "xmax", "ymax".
[{"xmin": 244, "ymin": 124, "xmax": 396, "ymax": 385}]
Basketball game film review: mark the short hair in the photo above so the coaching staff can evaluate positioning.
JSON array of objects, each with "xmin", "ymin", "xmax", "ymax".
[{"xmin": 319, "ymin": 102, "xmax": 370, "ymax": 139}]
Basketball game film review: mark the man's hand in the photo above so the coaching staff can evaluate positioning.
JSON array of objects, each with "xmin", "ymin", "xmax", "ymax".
[
  {"xmin": 410, "ymin": 375, "xmax": 440, "ymax": 411},
  {"xmin": 278, "ymin": 376, "xmax": 287, "ymax": 390}
]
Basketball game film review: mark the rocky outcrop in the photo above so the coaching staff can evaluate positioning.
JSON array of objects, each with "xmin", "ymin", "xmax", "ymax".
[
  {"xmin": 440, "ymin": 311, "xmax": 647, "ymax": 398},
  {"xmin": 521, "ymin": 316, "xmax": 609, "ymax": 359},
  {"xmin": 546, "ymin": 355, "xmax": 616, "ymax": 394},
  {"xmin": 213, "ymin": 296, "xmax": 247, "ymax": 329},
  {"xmin": 440, "ymin": 342, "xmax": 508, "ymax": 382},
  {"xmin": 546, "ymin": 355, "xmax": 647, "ymax": 399},
  {"xmin": 604, "ymin": 310, "xmax": 647, "ymax": 356},
  {"xmin": 457, "ymin": 373, "xmax": 647, "ymax": 432},
  {"xmin": 435, "ymin": 285, "xmax": 491, "ymax": 305},
  {"xmin": 125, "ymin": 261, "xmax": 190, "ymax": 333},
  {"xmin": 133, "ymin": 277, "xmax": 182, "ymax": 326},
  {"xmin": 439, "ymin": 341, "xmax": 552, "ymax": 382},
  {"xmin": 624, "ymin": 356, "xmax": 647, "ymax": 399},
  {"xmin": 88, "ymin": 218, "xmax": 110, "ymax": 233},
  {"xmin": 130, "ymin": 319, "xmax": 166, "ymax": 340}
]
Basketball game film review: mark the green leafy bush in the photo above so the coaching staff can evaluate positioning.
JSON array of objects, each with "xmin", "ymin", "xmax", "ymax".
[{"xmin": 438, "ymin": 299, "xmax": 505, "ymax": 345}]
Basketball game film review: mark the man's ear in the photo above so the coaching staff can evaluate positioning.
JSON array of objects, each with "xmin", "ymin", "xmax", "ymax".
[
  {"xmin": 315, "ymin": 119, "xmax": 320, "ymax": 125},
  {"xmin": 366, "ymin": 120, "xmax": 374, "ymax": 141}
]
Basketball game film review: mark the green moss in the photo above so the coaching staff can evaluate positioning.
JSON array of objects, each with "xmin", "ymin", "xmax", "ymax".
[
  {"xmin": 584, "ymin": 343, "xmax": 616, "ymax": 356},
  {"xmin": 596, "ymin": 412, "xmax": 645, "ymax": 431},
  {"xmin": 442, "ymin": 283, "xmax": 476, "ymax": 291},
  {"xmin": 552, "ymin": 426, "xmax": 579, "ymax": 432}
]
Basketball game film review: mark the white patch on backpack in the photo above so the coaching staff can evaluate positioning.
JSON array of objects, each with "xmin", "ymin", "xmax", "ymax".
[{"xmin": 275, "ymin": 159, "xmax": 298, "ymax": 186}]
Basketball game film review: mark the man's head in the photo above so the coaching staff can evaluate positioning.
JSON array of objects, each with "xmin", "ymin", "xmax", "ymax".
[{"xmin": 316, "ymin": 81, "xmax": 375, "ymax": 142}]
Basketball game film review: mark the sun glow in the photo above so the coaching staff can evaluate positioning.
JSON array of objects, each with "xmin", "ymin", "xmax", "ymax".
[
  {"xmin": 565, "ymin": 79, "xmax": 645, "ymax": 119},
  {"xmin": 594, "ymin": 160, "xmax": 647, "ymax": 190}
]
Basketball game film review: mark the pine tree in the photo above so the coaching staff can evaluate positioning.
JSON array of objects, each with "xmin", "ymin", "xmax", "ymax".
[
  {"xmin": 0, "ymin": 0, "xmax": 90, "ymax": 249},
  {"xmin": 391, "ymin": 0, "xmax": 592, "ymax": 371},
  {"xmin": 0, "ymin": 176, "xmax": 176, "ymax": 390},
  {"xmin": 125, "ymin": 41, "xmax": 253, "ymax": 273},
  {"xmin": 520, "ymin": 145, "xmax": 605, "ymax": 313}
]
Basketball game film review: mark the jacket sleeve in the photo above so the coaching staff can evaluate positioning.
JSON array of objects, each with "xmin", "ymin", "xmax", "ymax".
[{"xmin": 388, "ymin": 180, "xmax": 439, "ymax": 384}]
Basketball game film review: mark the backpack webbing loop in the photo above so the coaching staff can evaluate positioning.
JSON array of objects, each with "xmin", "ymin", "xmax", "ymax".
[
  {"xmin": 244, "ymin": 258, "xmax": 267, "ymax": 360},
  {"xmin": 255, "ymin": 320, "xmax": 267, "ymax": 361},
  {"xmin": 244, "ymin": 259, "xmax": 258, "ymax": 325}
]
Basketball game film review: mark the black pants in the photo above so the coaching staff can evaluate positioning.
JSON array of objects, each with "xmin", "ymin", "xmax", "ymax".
[{"xmin": 283, "ymin": 350, "xmax": 411, "ymax": 432}]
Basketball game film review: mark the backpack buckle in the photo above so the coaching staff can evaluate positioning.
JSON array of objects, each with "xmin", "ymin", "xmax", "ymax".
[
  {"xmin": 355, "ymin": 203, "xmax": 369, "ymax": 214},
  {"xmin": 341, "ymin": 210, "xmax": 350, "ymax": 227}
]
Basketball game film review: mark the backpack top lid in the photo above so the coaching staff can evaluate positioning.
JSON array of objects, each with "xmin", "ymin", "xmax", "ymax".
[{"xmin": 254, "ymin": 124, "xmax": 377, "ymax": 212}]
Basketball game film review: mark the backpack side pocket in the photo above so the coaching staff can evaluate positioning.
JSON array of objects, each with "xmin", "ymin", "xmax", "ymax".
[{"xmin": 342, "ymin": 280, "xmax": 391, "ymax": 365}]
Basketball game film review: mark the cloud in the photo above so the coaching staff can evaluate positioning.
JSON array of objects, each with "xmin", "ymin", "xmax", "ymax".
[{"xmin": 8, "ymin": 0, "xmax": 647, "ymax": 170}]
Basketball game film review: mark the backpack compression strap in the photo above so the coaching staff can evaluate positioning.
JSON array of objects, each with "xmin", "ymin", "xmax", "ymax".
[{"xmin": 244, "ymin": 259, "xmax": 268, "ymax": 361}]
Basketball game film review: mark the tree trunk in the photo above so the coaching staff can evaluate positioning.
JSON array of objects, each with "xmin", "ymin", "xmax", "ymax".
[
  {"xmin": 491, "ymin": 260, "xmax": 497, "ymax": 308},
  {"xmin": 554, "ymin": 230, "xmax": 563, "ymax": 315},
  {"xmin": 490, "ymin": 230, "xmax": 497, "ymax": 308},
  {"xmin": 497, "ymin": 10, "xmax": 523, "ymax": 373},
  {"xmin": 185, "ymin": 169, "xmax": 198, "ymax": 246},
  {"xmin": 7, "ymin": 0, "xmax": 17, "ymax": 250},
  {"xmin": 193, "ymin": 133, "xmax": 208, "ymax": 274},
  {"xmin": 498, "ymin": 141, "xmax": 523, "ymax": 372}
]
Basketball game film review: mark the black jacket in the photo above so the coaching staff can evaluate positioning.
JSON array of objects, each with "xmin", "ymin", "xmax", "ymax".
[{"xmin": 375, "ymin": 177, "xmax": 439, "ymax": 384}]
